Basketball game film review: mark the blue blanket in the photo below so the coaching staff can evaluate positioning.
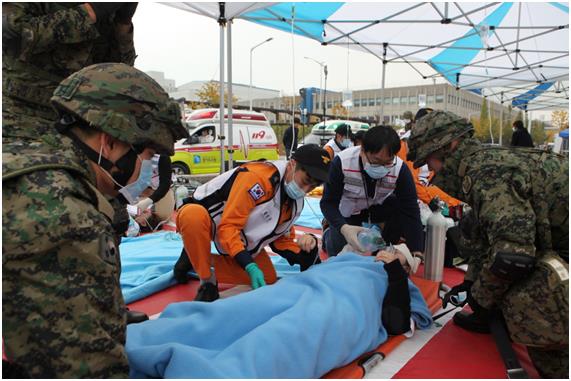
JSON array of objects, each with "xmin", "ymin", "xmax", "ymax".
[
  {"xmin": 297, "ymin": 197, "xmax": 324, "ymax": 229},
  {"xmin": 126, "ymin": 254, "xmax": 432, "ymax": 378},
  {"xmin": 120, "ymin": 232, "xmax": 300, "ymax": 304}
]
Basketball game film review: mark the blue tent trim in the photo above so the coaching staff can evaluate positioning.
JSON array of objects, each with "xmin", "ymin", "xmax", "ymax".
[
  {"xmin": 511, "ymin": 82, "xmax": 554, "ymax": 110},
  {"xmin": 242, "ymin": 2, "xmax": 344, "ymax": 42},
  {"xmin": 549, "ymin": 2, "xmax": 569, "ymax": 13},
  {"xmin": 427, "ymin": 3, "xmax": 513, "ymax": 84},
  {"xmin": 560, "ymin": 129, "xmax": 569, "ymax": 138}
]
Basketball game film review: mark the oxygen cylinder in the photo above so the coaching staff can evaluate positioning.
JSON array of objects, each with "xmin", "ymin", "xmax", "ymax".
[
  {"xmin": 424, "ymin": 198, "xmax": 448, "ymax": 281},
  {"xmin": 174, "ymin": 185, "xmax": 189, "ymax": 209}
]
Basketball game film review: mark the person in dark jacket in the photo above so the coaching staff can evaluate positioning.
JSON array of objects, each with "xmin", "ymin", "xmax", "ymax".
[
  {"xmin": 283, "ymin": 117, "xmax": 300, "ymax": 159},
  {"xmin": 510, "ymin": 120, "xmax": 534, "ymax": 147},
  {"xmin": 320, "ymin": 126, "xmax": 424, "ymax": 260}
]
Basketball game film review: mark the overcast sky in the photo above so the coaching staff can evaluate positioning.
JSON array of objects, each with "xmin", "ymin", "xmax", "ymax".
[
  {"xmin": 132, "ymin": 1, "xmax": 559, "ymax": 121},
  {"xmin": 132, "ymin": 1, "xmax": 445, "ymax": 95}
]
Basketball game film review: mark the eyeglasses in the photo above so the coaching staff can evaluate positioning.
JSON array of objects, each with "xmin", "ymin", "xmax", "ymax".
[{"xmin": 365, "ymin": 153, "xmax": 396, "ymax": 168}]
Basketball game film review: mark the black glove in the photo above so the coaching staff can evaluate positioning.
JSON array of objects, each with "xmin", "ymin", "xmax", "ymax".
[
  {"xmin": 88, "ymin": 2, "xmax": 124, "ymax": 22},
  {"xmin": 115, "ymin": 2, "xmax": 138, "ymax": 24},
  {"xmin": 442, "ymin": 280, "xmax": 473, "ymax": 308},
  {"xmin": 298, "ymin": 246, "xmax": 320, "ymax": 272}
]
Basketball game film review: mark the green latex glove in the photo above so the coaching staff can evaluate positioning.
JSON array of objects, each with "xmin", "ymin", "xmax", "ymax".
[
  {"xmin": 441, "ymin": 203, "xmax": 450, "ymax": 217},
  {"xmin": 245, "ymin": 263, "xmax": 266, "ymax": 289}
]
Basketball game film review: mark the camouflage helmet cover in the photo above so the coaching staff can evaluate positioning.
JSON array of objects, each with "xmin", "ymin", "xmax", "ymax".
[
  {"xmin": 402, "ymin": 111, "xmax": 414, "ymax": 120},
  {"xmin": 407, "ymin": 110, "xmax": 473, "ymax": 168},
  {"xmin": 51, "ymin": 63, "xmax": 189, "ymax": 155}
]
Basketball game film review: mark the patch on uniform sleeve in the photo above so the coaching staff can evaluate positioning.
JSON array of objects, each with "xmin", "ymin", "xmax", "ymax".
[
  {"xmin": 462, "ymin": 175, "xmax": 473, "ymax": 195},
  {"xmin": 248, "ymin": 183, "xmax": 265, "ymax": 201},
  {"xmin": 100, "ymin": 234, "xmax": 119, "ymax": 265}
]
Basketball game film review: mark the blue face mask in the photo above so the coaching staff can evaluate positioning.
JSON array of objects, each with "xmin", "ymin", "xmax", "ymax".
[
  {"xmin": 364, "ymin": 162, "xmax": 391, "ymax": 179},
  {"xmin": 285, "ymin": 178, "xmax": 305, "ymax": 200},
  {"xmin": 119, "ymin": 159, "xmax": 154, "ymax": 204},
  {"xmin": 341, "ymin": 138, "xmax": 353, "ymax": 148}
]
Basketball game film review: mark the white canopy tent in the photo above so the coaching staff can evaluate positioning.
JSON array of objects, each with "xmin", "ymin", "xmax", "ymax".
[{"xmin": 165, "ymin": 2, "xmax": 569, "ymax": 167}]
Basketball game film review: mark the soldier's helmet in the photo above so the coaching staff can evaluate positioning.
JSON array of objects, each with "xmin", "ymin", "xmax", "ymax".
[
  {"xmin": 51, "ymin": 63, "xmax": 188, "ymax": 155},
  {"xmin": 407, "ymin": 110, "xmax": 473, "ymax": 168},
  {"xmin": 402, "ymin": 111, "xmax": 413, "ymax": 120}
]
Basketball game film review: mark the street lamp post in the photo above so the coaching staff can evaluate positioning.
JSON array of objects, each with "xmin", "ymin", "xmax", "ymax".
[
  {"xmin": 323, "ymin": 64, "xmax": 328, "ymax": 124},
  {"xmin": 249, "ymin": 37, "xmax": 273, "ymax": 111},
  {"xmin": 304, "ymin": 57, "xmax": 325, "ymax": 115}
]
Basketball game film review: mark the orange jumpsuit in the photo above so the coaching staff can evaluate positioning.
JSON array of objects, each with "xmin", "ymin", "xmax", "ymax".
[
  {"xmin": 397, "ymin": 140, "xmax": 461, "ymax": 207},
  {"xmin": 176, "ymin": 162, "xmax": 302, "ymax": 285}
]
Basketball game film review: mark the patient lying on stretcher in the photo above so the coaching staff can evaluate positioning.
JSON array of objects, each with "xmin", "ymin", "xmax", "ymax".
[{"xmin": 126, "ymin": 254, "xmax": 433, "ymax": 378}]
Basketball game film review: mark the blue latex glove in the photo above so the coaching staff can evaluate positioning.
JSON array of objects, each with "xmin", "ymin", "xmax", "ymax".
[{"xmin": 245, "ymin": 263, "xmax": 266, "ymax": 289}]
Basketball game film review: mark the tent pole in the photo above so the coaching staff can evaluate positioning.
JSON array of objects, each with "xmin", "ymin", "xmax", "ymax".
[
  {"xmin": 499, "ymin": 92, "xmax": 504, "ymax": 146},
  {"xmin": 226, "ymin": 20, "xmax": 234, "ymax": 170},
  {"xmin": 488, "ymin": 95, "xmax": 493, "ymax": 144},
  {"xmin": 218, "ymin": 17, "xmax": 226, "ymax": 174},
  {"xmin": 380, "ymin": 43, "xmax": 388, "ymax": 124}
]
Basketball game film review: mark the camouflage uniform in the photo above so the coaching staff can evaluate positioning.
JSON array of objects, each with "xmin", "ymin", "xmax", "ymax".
[
  {"xmin": 2, "ymin": 2, "xmax": 136, "ymax": 142},
  {"xmin": 2, "ymin": 63, "xmax": 188, "ymax": 378},
  {"xmin": 408, "ymin": 111, "xmax": 569, "ymax": 378}
]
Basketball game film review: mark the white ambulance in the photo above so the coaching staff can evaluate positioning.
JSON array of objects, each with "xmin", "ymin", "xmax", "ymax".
[{"xmin": 171, "ymin": 109, "xmax": 279, "ymax": 175}]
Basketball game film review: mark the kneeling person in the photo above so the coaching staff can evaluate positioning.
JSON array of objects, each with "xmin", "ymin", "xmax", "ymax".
[
  {"xmin": 320, "ymin": 126, "xmax": 424, "ymax": 260},
  {"xmin": 174, "ymin": 145, "xmax": 331, "ymax": 302}
]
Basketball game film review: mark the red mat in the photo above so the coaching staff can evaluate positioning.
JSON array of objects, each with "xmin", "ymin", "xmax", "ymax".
[{"xmin": 393, "ymin": 307, "xmax": 541, "ymax": 379}]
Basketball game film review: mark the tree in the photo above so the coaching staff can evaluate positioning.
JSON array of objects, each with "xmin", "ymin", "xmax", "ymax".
[
  {"xmin": 195, "ymin": 81, "xmax": 238, "ymax": 105},
  {"xmin": 551, "ymin": 110, "xmax": 569, "ymax": 131},
  {"xmin": 332, "ymin": 103, "xmax": 348, "ymax": 118},
  {"xmin": 475, "ymin": 98, "xmax": 490, "ymax": 142},
  {"xmin": 530, "ymin": 120, "xmax": 547, "ymax": 145}
]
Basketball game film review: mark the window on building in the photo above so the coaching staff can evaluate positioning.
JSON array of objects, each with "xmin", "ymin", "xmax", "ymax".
[
  {"xmin": 354, "ymin": 99, "xmax": 361, "ymax": 107},
  {"xmin": 327, "ymin": 101, "xmax": 332, "ymax": 108},
  {"xmin": 400, "ymin": 96, "xmax": 408, "ymax": 104},
  {"xmin": 376, "ymin": 98, "xmax": 382, "ymax": 105},
  {"xmin": 369, "ymin": 98, "xmax": 375, "ymax": 106},
  {"xmin": 436, "ymin": 94, "xmax": 444, "ymax": 103},
  {"xmin": 384, "ymin": 97, "xmax": 391, "ymax": 105},
  {"xmin": 427, "ymin": 95, "xmax": 435, "ymax": 104},
  {"xmin": 409, "ymin": 95, "xmax": 417, "ymax": 105},
  {"xmin": 392, "ymin": 97, "xmax": 400, "ymax": 104}
]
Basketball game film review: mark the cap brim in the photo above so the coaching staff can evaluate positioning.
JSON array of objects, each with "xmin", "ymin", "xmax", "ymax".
[
  {"xmin": 304, "ymin": 166, "xmax": 330, "ymax": 183},
  {"xmin": 412, "ymin": 159, "xmax": 425, "ymax": 169}
]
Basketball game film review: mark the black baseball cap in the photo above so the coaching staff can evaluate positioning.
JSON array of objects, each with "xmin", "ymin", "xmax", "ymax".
[
  {"xmin": 334, "ymin": 123, "xmax": 352, "ymax": 137},
  {"xmin": 292, "ymin": 144, "xmax": 331, "ymax": 183}
]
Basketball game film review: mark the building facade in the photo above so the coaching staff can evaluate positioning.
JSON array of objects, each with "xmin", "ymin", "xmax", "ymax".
[{"xmin": 312, "ymin": 83, "xmax": 517, "ymax": 124}]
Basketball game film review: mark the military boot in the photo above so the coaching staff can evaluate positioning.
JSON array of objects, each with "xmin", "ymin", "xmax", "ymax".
[
  {"xmin": 173, "ymin": 248, "xmax": 194, "ymax": 284},
  {"xmin": 453, "ymin": 310, "xmax": 491, "ymax": 334},
  {"xmin": 126, "ymin": 309, "xmax": 149, "ymax": 324},
  {"xmin": 194, "ymin": 283, "xmax": 219, "ymax": 302}
]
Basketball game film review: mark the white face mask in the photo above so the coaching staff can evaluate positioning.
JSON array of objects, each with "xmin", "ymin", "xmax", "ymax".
[
  {"xmin": 341, "ymin": 138, "xmax": 353, "ymax": 148},
  {"xmin": 364, "ymin": 162, "xmax": 391, "ymax": 179},
  {"xmin": 98, "ymin": 145, "xmax": 153, "ymax": 204},
  {"xmin": 118, "ymin": 159, "xmax": 154, "ymax": 204},
  {"xmin": 284, "ymin": 166, "xmax": 306, "ymax": 200}
]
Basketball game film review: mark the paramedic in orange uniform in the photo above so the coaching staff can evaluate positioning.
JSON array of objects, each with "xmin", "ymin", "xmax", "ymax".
[
  {"xmin": 174, "ymin": 144, "xmax": 332, "ymax": 302},
  {"xmin": 397, "ymin": 108, "xmax": 462, "ymax": 208}
]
